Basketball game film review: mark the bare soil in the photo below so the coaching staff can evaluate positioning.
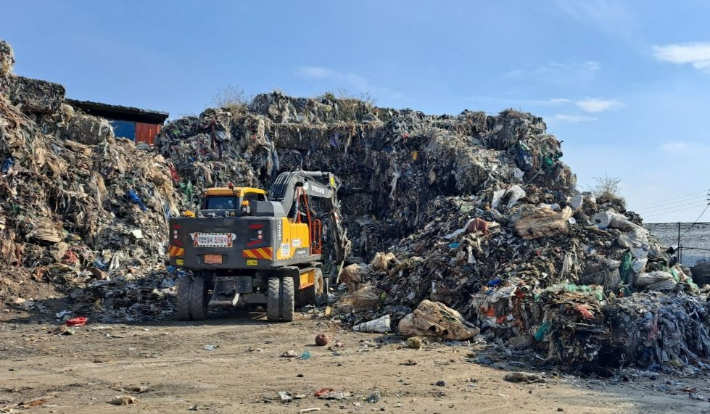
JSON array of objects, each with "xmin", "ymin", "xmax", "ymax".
[{"xmin": 2, "ymin": 309, "xmax": 710, "ymax": 414}]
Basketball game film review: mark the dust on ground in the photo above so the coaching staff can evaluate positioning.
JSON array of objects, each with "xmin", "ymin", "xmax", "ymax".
[{"xmin": 2, "ymin": 310, "xmax": 710, "ymax": 414}]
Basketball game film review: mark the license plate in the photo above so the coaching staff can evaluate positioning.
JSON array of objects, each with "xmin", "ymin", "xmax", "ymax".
[
  {"xmin": 194, "ymin": 233, "xmax": 233, "ymax": 247},
  {"xmin": 204, "ymin": 254, "xmax": 223, "ymax": 264}
]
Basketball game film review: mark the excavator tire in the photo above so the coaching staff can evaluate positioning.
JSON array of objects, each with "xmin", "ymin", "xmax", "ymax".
[
  {"xmin": 176, "ymin": 275, "xmax": 192, "ymax": 321},
  {"xmin": 189, "ymin": 275, "xmax": 208, "ymax": 321},
  {"xmin": 267, "ymin": 277, "xmax": 281, "ymax": 321},
  {"xmin": 280, "ymin": 276, "xmax": 295, "ymax": 322}
]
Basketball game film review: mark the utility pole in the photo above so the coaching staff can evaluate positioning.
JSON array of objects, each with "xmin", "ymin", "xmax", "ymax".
[{"xmin": 677, "ymin": 221, "xmax": 682, "ymax": 265}]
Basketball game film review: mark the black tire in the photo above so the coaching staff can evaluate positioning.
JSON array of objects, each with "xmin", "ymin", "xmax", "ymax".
[
  {"xmin": 190, "ymin": 275, "xmax": 208, "ymax": 321},
  {"xmin": 267, "ymin": 277, "xmax": 280, "ymax": 321},
  {"xmin": 176, "ymin": 275, "xmax": 192, "ymax": 321},
  {"xmin": 280, "ymin": 276, "xmax": 295, "ymax": 322}
]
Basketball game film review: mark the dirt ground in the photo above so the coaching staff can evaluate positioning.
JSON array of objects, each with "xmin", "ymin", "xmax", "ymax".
[{"xmin": 2, "ymin": 308, "xmax": 710, "ymax": 414}]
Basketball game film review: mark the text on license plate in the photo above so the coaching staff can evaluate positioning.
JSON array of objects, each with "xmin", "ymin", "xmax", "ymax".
[
  {"xmin": 204, "ymin": 254, "xmax": 223, "ymax": 264},
  {"xmin": 194, "ymin": 233, "xmax": 233, "ymax": 247}
]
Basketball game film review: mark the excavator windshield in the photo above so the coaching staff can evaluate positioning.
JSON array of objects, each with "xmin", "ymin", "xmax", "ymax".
[
  {"xmin": 201, "ymin": 188, "xmax": 267, "ymax": 211},
  {"xmin": 203, "ymin": 195, "xmax": 239, "ymax": 210}
]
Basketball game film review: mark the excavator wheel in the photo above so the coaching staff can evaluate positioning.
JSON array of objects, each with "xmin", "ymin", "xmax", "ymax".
[
  {"xmin": 267, "ymin": 277, "xmax": 281, "ymax": 321},
  {"xmin": 280, "ymin": 276, "xmax": 295, "ymax": 322},
  {"xmin": 176, "ymin": 274, "xmax": 191, "ymax": 321},
  {"xmin": 189, "ymin": 275, "xmax": 208, "ymax": 321}
]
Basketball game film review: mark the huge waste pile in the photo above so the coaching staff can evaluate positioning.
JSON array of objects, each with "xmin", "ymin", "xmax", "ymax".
[
  {"xmin": 0, "ymin": 40, "xmax": 179, "ymax": 320},
  {"xmin": 154, "ymin": 89, "xmax": 710, "ymax": 373},
  {"xmin": 3, "ymin": 38, "xmax": 710, "ymax": 372}
]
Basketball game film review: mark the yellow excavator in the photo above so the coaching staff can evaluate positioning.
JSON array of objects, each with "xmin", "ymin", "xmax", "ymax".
[{"xmin": 168, "ymin": 171, "xmax": 351, "ymax": 321}]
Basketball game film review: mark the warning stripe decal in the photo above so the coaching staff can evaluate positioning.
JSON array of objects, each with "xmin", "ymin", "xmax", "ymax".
[
  {"xmin": 169, "ymin": 246, "xmax": 185, "ymax": 257},
  {"xmin": 242, "ymin": 247, "xmax": 272, "ymax": 259}
]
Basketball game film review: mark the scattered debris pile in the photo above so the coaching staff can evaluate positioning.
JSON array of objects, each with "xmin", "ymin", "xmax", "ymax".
[
  {"xmin": 335, "ymin": 188, "xmax": 708, "ymax": 372},
  {"xmin": 0, "ymin": 39, "xmax": 178, "ymax": 320}
]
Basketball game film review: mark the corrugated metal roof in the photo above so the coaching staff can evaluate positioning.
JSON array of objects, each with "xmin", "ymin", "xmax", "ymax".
[{"xmin": 67, "ymin": 99, "xmax": 169, "ymax": 124}]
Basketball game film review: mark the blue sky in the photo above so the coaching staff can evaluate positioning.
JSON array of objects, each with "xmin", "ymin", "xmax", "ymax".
[{"xmin": 3, "ymin": 0, "xmax": 710, "ymax": 222}]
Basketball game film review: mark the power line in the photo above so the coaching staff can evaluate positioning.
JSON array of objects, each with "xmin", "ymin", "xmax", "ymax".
[
  {"xmin": 637, "ymin": 203, "xmax": 705, "ymax": 216},
  {"xmin": 641, "ymin": 190, "xmax": 708, "ymax": 207},
  {"xmin": 634, "ymin": 191, "xmax": 708, "ymax": 209},
  {"xmin": 639, "ymin": 205, "xmax": 709, "ymax": 218},
  {"xmin": 682, "ymin": 247, "xmax": 710, "ymax": 252},
  {"xmin": 634, "ymin": 195, "xmax": 708, "ymax": 212},
  {"xmin": 642, "ymin": 203, "xmax": 710, "ymax": 218},
  {"xmin": 634, "ymin": 190, "xmax": 708, "ymax": 208},
  {"xmin": 639, "ymin": 201, "xmax": 710, "ymax": 216},
  {"xmin": 680, "ymin": 204, "xmax": 710, "ymax": 239},
  {"xmin": 635, "ymin": 191, "xmax": 709, "ymax": 214}
]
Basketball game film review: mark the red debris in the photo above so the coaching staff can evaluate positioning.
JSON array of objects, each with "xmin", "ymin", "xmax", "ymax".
[
  {"xmin": 314, "ymin": 388, "xmax": 334, "ymax": 397},
  {"xmin": 65, "ymin": 317, "xmax": 88, "ymax": 327}
]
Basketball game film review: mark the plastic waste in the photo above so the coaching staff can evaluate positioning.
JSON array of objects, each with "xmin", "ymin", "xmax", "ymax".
[
  {"xmin": 127, "ymin": 188, "xmax": 147, "ymax": 211},
  {"xmin": 514, "ymin": 142, "xmax": 534, "ymax": 172},
  {"xmin": 1, "ymin": 157, "xmax": 14, "ymax": 174},
  {"xmin": 352, "ymin": 314, "xmax": 391, "ymax": 333}
]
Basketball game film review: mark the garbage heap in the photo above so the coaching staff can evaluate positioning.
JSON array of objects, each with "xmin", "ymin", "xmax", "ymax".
[
  {"xmin": 346, "ymin": 193, "xmax": 709, "ymax": 373},
  {"xmin": 0, "ymin": 39, "xmax": 179, "ymax": 319},
  {"xmin": 154, "ymin": 91, "xmax": 710, "ymax": 371},
  {"xmin": 155, "ymin": 93, "xmax": 576, "ymax": 263}
]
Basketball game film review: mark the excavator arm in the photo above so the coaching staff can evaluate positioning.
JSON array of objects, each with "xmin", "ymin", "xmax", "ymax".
[{"xmin": 269, "ymin": 171, "xmax": 352, "ymax": 268}]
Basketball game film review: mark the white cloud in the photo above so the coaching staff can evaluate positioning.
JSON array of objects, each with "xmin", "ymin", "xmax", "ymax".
[
  {"xmin": 468, "ymin": 95, "xmax": 624, "ymax": 115},
  {"xmin": 653, "ymin": 43, "xmax": 710, "ymax": 73},
  {"xmin": 296, "ymin": 66, "xmax": 333, "ymax": 79},
  {"xmin": 547, "ymin": 98, "xmax": 572, "ymax": 104},
  {"xmin": 501, "ymin": 69, "xmax": 525, "ymax": 79},
  {"xmin": 575, "ymin": 98, "xmax": 624, "ymax": 113},
  {"xmin": 466, "ymin": 96, "xmax": 571, "ymax": 106},
  {"xmin": 548, "ymin": 114, "xmax": 598, "ymax": 123},
  {"xmin": 295, "ymin": 66, "xmax": 402, "ymax": 99},
  {"xmin": 533, "ymin": 61, "xmax": 601, "ymax": 85},
  {"xmin": 659, "ymin": 141, "xmax": 710, "ymax": 154},
  {"xmin": 296, "ymin": 66, "xmax": 369, "ymax": 91},
  {"xmin": 500, "ymin": 61, "xmax": 600, "ymax": 86},
  {"xmin": 661, "ymin": 141, "xmax": 687, "ymax": 152}
]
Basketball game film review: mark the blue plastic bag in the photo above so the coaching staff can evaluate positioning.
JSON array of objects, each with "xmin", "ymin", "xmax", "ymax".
[
  {"xmin": 1, "ymin": 157, "xmax": 15, "ymax": 174},
  {"xmin": 127, "ymin": 188, "xmax": 147, "ymax": 211}
]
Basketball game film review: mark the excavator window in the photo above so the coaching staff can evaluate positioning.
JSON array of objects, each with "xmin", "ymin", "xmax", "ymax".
[
  {"xmin": 243, "ymin": 192, "xmax": 266, "ymax": 202},
  {"xmin": 204, "ymin": 196, "xmax": 239, "ymax": 210}
]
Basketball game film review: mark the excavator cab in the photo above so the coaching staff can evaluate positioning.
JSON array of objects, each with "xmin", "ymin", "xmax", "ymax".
[{"xmin": 199, "ymin": 187, "xmax": 267, "ymax": 217}]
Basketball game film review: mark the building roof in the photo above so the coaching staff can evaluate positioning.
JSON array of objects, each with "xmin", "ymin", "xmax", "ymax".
[{"xmin": 67, "ymin": 99, "xmax": 169, "ymax": 124}]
